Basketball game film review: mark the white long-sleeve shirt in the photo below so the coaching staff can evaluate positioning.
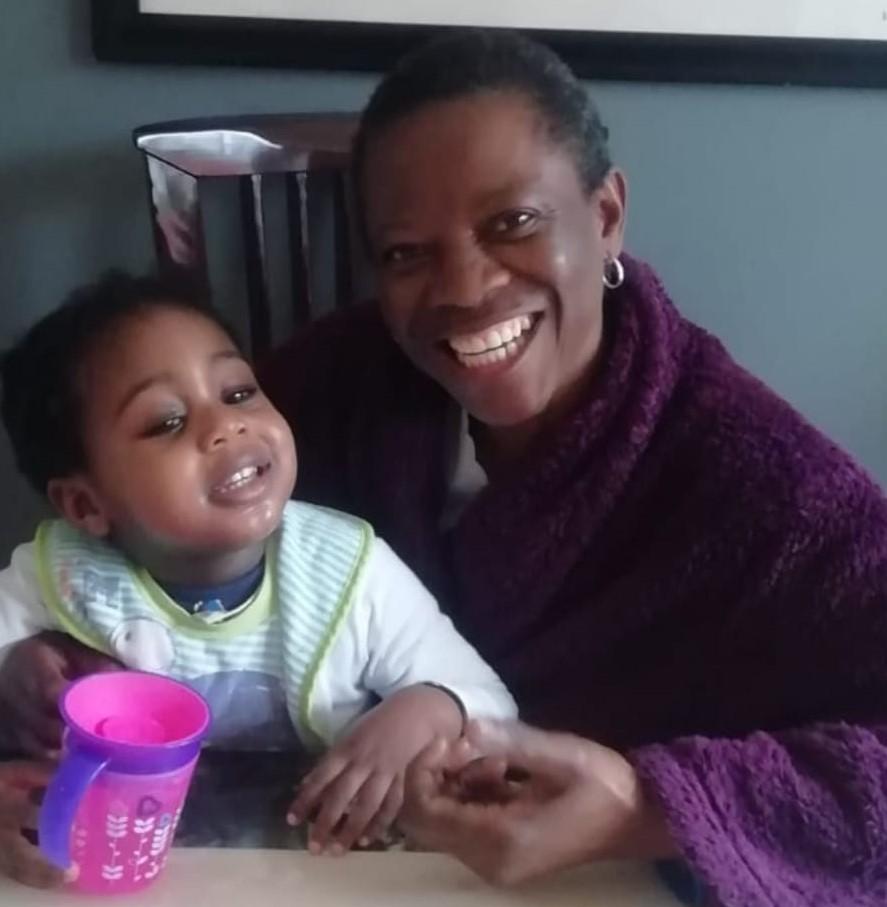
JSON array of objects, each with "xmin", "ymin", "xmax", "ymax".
[{"xmin": 0, "ymin": 532, "xmax": 516, "ymax": 748}]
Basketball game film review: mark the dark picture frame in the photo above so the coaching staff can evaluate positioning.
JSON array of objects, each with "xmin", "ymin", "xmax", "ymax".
[{"xmin": 91, "ymin": 0, "xmax": 887, "ymax": 88}]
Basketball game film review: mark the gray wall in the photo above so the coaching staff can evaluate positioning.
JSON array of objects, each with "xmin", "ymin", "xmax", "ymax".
[{"xmin": 1, "ymin": 1, "xmax": 885, "ymax": 557}]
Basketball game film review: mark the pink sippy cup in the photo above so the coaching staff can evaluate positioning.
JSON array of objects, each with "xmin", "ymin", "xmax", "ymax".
[{"xmin": 39, "ymin": 671, "xmax": 211, "ymax": 895}]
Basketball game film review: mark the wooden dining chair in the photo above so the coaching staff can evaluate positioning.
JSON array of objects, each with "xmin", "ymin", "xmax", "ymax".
[{"xmin": 133, "ymin": 113, "xmax": 363, "ymax": 358}]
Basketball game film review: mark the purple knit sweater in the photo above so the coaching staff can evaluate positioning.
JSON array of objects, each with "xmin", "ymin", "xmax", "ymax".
[{"xmin": 263, "ymin": 255, "xmax": 887, "ymax": 906}]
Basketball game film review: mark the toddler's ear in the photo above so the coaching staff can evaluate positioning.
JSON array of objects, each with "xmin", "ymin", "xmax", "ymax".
[{"xmin": 47, "ymin": 476, "xmax": 111, "ymax": 538}]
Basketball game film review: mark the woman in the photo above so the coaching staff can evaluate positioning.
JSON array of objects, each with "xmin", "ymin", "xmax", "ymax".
[
  {"xmin": 265, "ymin": 31, "xmax": 887, "ymax": 905},
  {"xmin": 3, "ymin": 30, "xmax": 886, "ymax": 906}
]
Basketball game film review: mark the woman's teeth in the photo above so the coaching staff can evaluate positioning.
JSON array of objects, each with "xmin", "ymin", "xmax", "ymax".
[{"xmin": 447, "ymin": 315, "xmax": 534, "ymax": 368}]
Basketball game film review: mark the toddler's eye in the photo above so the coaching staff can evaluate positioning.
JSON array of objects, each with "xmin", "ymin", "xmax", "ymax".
[
  {"xmin": 144, "ymin": 414, "xmax": 185, "ymax": 437},
  {"xmin": 225, "ymin": 386, "xmax": 257, "ymax": 405}
]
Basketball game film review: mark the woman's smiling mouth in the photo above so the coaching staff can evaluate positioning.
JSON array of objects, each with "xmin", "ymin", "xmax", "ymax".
[{"xmin": 445, "ymin": 314, "xmax": 541, "ymax": 369}]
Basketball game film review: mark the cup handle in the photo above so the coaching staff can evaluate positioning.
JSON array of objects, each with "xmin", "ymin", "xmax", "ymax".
[{"xmin": 39, "ymin": 745, "xmax": 109, "ymax": 870}]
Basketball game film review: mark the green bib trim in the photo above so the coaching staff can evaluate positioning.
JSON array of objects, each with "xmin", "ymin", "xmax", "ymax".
[{"xmin": 34, "ymin": 502, "xmax": 373, "ymax": 748}]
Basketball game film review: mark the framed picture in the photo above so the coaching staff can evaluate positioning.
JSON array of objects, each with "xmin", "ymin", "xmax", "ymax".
[{"xmin": 92, "ymin": 0, "xmax": 887, "ymax": 87}]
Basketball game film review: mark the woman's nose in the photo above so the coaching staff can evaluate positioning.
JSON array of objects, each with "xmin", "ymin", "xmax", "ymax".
[{"xmin": 431, "ymin": 242, "xmax": 509, "ymax": 309}]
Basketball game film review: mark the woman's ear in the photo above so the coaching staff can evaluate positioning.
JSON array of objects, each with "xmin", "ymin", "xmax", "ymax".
[
  {"xmin": 597, "ymin": 168, "xmax": 628, "ymax": 257},
  {"xmin": 47, "ymin": 477, "xmax": 111, "ymax": 538}
]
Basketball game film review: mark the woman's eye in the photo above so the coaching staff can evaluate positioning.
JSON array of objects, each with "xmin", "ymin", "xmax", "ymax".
[
  {"xmin": 380, "ymin": 244, "xmax": 426, "ymax": 268},
  {"xmin": 224, "ymin": 385, "xmax": 257, "ymax": 405},
  {"xmin": 487, "ymin": 210, "xmax": 538, "ymax": 237},
  {"xmin": 144, "ymin": 414, "xmax": 185, "ymax": 438}
]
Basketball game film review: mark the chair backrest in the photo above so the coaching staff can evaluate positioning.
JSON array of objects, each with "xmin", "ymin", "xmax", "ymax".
[{"xmin": 133, "ymin": 114, "xmax": 362, "ymax": 358}]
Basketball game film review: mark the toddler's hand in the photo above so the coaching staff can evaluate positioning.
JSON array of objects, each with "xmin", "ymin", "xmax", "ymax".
[
  {"xmin": 0, "ymin": 632, "xmax": 120, "ymax": 757},
  {"xmin": 0, "ymin": 761, "xmax": 75, "ymax": 888},
  {"xmin": 287, "ymin": 685, "xmax": 463, "ymax": 854}
]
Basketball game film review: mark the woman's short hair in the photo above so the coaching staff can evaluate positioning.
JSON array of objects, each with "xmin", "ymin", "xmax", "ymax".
[{"xmin": 352, "ymin": 29, "xmax": 612, "ymax": 202}]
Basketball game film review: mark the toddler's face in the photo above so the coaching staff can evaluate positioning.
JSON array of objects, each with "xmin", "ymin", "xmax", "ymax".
[{"xmin": 73, "ymin": 305, "xmax": 297, "ymax": 566}]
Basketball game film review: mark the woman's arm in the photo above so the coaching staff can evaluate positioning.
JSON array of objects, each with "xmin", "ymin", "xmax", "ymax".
[
  {"xmin": 633, "ymin": 719, "xmax": 887, "ymax": 907},
  {"xmin": 401, "ymin": 720, "xmax": 675, "ymax": 885},
  {"xmin": 0, "ymin": 761, "xmax": 73, "ymax": 888},
  {"xmin": 0, "ymin": 542, "xmax": 119, "ymax": 756},
  {"xmin": 0, "ymin": 542, "xmax": 60, "ymax": 753},
  {"xmin": 402, "ymin": 718, "xmax": 887, "ymax": 907}
]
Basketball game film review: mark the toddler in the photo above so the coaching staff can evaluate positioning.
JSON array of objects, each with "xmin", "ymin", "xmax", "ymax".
[{"xmin": 0, "ymin": 272, "xmax": 515, "ymax": 884}]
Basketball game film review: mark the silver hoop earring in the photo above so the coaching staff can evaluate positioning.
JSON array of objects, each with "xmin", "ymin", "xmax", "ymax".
[{"xmin": 602, "ymin": 256, "xmax": 625, "ymax": 290}]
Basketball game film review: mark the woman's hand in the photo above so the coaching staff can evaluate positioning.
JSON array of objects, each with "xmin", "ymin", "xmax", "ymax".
[
  {"xmin": 287, "ymin": 685, "xmax": 463, "ymax": 854},
  {"xmin": 0, "ymin": 761, "xmax": 75, "ymax": 889},
  {"xmin": 400, "ymin": 720, "xmax": 676, "ymax": 885},
  {"xmin": 0, "ymin": 633, "xmax": 120, "ymax": 757}
]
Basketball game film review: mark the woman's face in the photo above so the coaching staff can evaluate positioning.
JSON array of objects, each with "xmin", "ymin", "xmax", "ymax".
[{"xmin": 362, "ymin": 91, "xmax": 626, "ymax": 429}]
